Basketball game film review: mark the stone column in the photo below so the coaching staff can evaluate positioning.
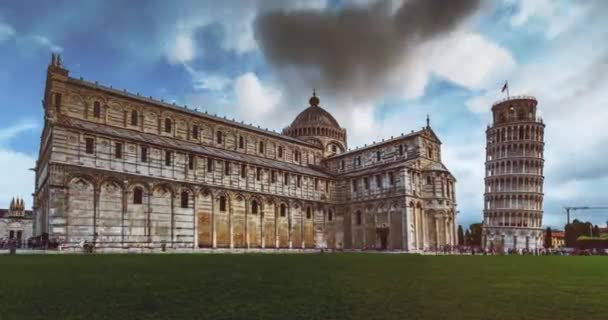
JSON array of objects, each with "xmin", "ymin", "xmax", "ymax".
[
  {"xmin": 212, "ymin": 195, "xmax": 217, "ymax": 249},
  {"xmin": 275, "ymin": 204, "xmax": 279, "ymax": 249},
  {"xmin": 444, "ymin": 216, "xmax": 449, "ymax": 246},
  {"xmin": 421, "ymin": 209, "xmax": 426, "ymax": 250},
  {"xmin": 229, "ymin": 204, "xmax": 234, "ymax": 249},
  {"xmin": 260, "ymin": 206, "xmax": 265, "ymax": 249},
  {"xmin": 434, "ymin": 217, "xmax": 439, "ymax": 249},
  {"xmin": 245, "ymin": 198, "xmax": 250, "ymax": 249},
  {"xmin": 193, "ymin": 192, "xmax": 198, "ymax": 249}
]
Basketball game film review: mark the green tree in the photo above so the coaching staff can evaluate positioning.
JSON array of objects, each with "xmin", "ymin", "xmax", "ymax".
[
  {"xmin": 457, "ymin": 225, "xmax": 465, "ymax": 246},
  {"xmin": 565, "ymin": 219, "xmax": 594, "ymax": 247},
  {"xmin": 544, "ymin": 227, "xmax": 552, "ymax": 249},
  {"xmin": 468, "ymin": 223, "xmax": 483, "ymax": 247},
  {"xmin": 592, "ymin": 225, "xmax": 600, "ymax": 237}
]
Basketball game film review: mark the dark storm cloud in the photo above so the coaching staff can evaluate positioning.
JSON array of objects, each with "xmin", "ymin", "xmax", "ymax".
[{"xmin": 254, "ymin": 0, "xmax": 481, "ymax": 100}]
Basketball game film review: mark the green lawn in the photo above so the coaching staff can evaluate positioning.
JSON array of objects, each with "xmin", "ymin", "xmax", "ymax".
[{"xmin": 0, "ymin": 254, "xmax": 606, "ymax": 320}]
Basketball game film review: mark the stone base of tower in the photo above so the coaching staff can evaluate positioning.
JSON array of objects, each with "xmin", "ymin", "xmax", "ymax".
[{"xmin": 482, "ymin": 226, "xmax": 543, "ymax": 252}]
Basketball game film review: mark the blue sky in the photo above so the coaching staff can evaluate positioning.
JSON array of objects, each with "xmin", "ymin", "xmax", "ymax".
[{"xmin": 1, "ymin": 0, "xmax": 607, "ymax": 229}]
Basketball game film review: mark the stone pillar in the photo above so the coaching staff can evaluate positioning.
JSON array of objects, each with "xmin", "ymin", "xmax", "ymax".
[
  {"xmin": 193, "ymin": 192, "xmax": 198, "ymax": 249},
  {"xmin": 288, "ymin": 205, "xmax": 293, "ymax": 249},
  {"xmin": 245, "ymin": 198, "xmax": 249, "ymax": 249},
  {"xmin": 261, "ymin": 206, "xmax": 265, "ymax": 249},
  {"xmin": 274, "ymin": 204, "xmax": 279, "ymax": 249},
  {"xmin": 421, "ymin": 209, "xmax": 426, "ymax": 250},
  {"xmin": 212, "ymin": 195, "xmax": 217, "ymax": 249},
  {"xmin": 229, "ymin": 204, "xmax": 234, "ymax": 249},
  {"xmin": 434, "ymin": 217, "xmax": 439, "ymax": 249},
  {"xmin": 444, "ymin": 216, "xmax": 448, "ymax": 246}
]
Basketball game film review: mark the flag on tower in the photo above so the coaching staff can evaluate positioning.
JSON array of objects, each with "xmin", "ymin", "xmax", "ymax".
[{"xmin": 501, "ymin": 81, "xmax": 508, "ymax": 93}]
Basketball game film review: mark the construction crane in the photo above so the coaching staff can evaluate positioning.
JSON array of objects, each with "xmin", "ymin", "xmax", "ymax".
[{"xmin": 564, "ymin": 206, "xmax": 608, "ymax": 224}]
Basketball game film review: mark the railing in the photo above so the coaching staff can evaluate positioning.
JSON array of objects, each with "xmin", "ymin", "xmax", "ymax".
[{"xmin": 492, "ymin": 95, "xmax": 537, "ymax": 107}]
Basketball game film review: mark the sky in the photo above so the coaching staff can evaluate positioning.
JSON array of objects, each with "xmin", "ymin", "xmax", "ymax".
[{"xmin": 0, "ymin": 0, "xmax": 607, "ymax": 229}]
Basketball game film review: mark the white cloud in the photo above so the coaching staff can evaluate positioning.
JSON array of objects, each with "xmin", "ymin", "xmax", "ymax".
[
  {"xmin": 30, "ymin": 34, "xmax": 63, "ymax": 52},
  {"xmin": 508, "ymin": 0, "xmax": 591, "ymax": 39},
  {"xmin": 0, "ymin": 22, "xmax": 15, "ymax": 42},
  {"xmin": 0, "ymin": 149, "xmax": 35, "ymax": 209},
  {"xmin": 234, "ymin": 72, "xmax": 282, "ymax": 124},
  {"xmin": 429, "ymin": 31, "xmax": 516, "ymax": 90},
  {"xmin": 0, "ymin": 121, "xmax": 38, "ymax": 209},
  {"xmin": 166, "ymin": 32, "xmax": 196, "ymax": 64},
  {"xmin": 0, "ymin": 120, "xmax": 37, "ymax": 143}
]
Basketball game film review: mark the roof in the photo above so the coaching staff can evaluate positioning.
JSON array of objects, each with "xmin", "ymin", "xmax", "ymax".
[
  {"xmin": 327, "ymin": 129, "xmax": 424, "ymax": 160},
  {"xmin": 288, "ymin": 105, "xmax": 342, "ymax": 130},
  {"xmin": 422, "ymin": 161, "xmax": 451, "ymax": 173},
  {"xmin": 57, "ymin": 117, "xmax": 331, "ymax": 178},
  {"xmin": 552, "ymin": 231, "xmax": 565, "ymax": 238},
  {"xmin": 0, "ymin": 209, "xmax": 34, "ymax": 219},
  {"xmin": 67, "ymin": 77, "xmax": 323, "ymax": 150}
]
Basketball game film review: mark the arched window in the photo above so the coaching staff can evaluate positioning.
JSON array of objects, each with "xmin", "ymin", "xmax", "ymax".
[
  {"xmin": 239, "ymin": 136, "xmax": 244, "ymax": 149},
  {"xmin": 376, "ymin": 151, "xmax": 381, "ymax": 161},
  {"xmin": 356, "ymin": 211, "xmax": 362, "ymax": 225},
  {"xmin": 278, "ymin": 146, "xmax": 283, "ymax": 158},
  {"xmin": 130, "ymin": 110, "xmax": 138, "ymax": 126},
  {"xmin": 280, "ymin": 203, "xmax": 287, "ymax": 217},
  {"xmin": 251, "ymin": 200, "xmax": 258, "ymax": 215},
  {"xmin": 306, "ymin": 207, "xmax": 312, "ymax": 219},
  {"xmin": 133, "ymin": 187, "xmax": 143, "ymax": 204},
  {"xmin": 219, "ymin": 196, "xmax": 227, "ymax": 212},
  {"xmin": 216, "ymin": 131, "xmax": 223, "ymax": 144},
  {"xmin": 328, "ymin": 210, "xmax": 333, "ymax": 221},
  {"xmin": 259, "ymin": 141, "xmax": 265, "ymax": 154},
  {"xmin": 164, "ymin": 118, "xmax": 172, "ymax": 133},
  {"xmin": 427, "ymin": 147, "xmax": 432, "ymax": 158},
  {"xmin": 399, "ymin": 145, "xmax": 404, "ymax": 156},
  {"xmin": 93, "ymin": 101, "xmax": 101, "ymax": 118},
  {"xmin": 180, "ymin": 191, "xmax": 189, "ymax": 208}
]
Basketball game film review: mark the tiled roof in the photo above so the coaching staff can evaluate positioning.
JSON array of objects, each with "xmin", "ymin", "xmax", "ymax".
[
  {"xmin": 68, "ymin": 77, "xmax": 322, "ymax": 149},
  {"xmin": 57, "ymin": 117, "xmax": 332, "ymax": 178}
]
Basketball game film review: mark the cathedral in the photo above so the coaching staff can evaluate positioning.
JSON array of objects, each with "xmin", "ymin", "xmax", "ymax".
[{"xmin": 33, "ymin": 55, "xmax": 457, "ymax": 252}]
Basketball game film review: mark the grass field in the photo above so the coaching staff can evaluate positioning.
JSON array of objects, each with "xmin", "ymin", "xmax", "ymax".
[{"xmin": 0, "ymin": 254, "xmax": 606, "ymax": 320}]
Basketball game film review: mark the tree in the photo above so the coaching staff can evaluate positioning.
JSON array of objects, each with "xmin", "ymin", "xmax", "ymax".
[
  {"xmin": 592, "ymin": 225, "xmax": 600, "ymax": 237},
  {"xmin": 565, "ymin": 219, "xmax": 594, "ymax": 247},
  {"xmin": 468, "ymin": 223, "xmax": 483, "ymax": 247},
  {"xmin": 457, "ymin": 225, "xmax": 465, "ymax": 246},
  {"xmin": 544, "ymin": 227, "xmax": 553, "ymax": 249}
]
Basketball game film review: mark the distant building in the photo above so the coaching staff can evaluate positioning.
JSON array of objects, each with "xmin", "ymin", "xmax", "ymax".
[
  {"xmin": 0, "ymin": 197, "xmax": 34, "ymax": 247},
  {"xmin": 550, "ymin": 231, "xmax": 565, "ymax": 248},
  {"xmin": 482, "ymin": 96, "xmax": 545, "ymax": 251}
]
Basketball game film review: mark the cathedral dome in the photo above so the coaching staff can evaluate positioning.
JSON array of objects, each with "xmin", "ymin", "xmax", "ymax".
[
  {"xmin": 290, "ymin": 92, "xmax": 341, "ymax": 130},
  {"xmin": 283, "ymin": 91, "xmax": 347, "ymax": 155}
]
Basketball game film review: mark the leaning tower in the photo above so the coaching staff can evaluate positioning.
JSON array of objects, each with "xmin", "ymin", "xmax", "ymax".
[{"xmin": 482, "ymin": 96, "xmax": 545, "ymax": 251}]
